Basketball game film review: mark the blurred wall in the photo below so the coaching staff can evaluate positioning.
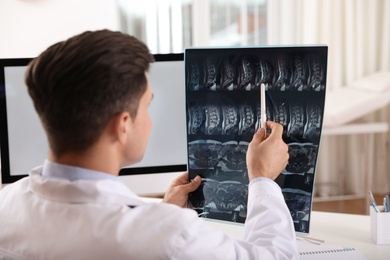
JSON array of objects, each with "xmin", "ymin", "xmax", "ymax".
[{"xmin": 0, "ymin": 0, "xmax": 120, "ymax": 58}]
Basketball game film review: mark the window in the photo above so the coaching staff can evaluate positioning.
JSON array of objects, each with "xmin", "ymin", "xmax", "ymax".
[{"xmin": 118, "ymin": 0, "xmax": 267, "ymax": 54}]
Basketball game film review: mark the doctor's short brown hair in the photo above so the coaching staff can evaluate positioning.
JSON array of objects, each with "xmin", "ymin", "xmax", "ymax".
[{"xmin": 25, "ymin": 30, "xmax": 154, "ymax": 156}]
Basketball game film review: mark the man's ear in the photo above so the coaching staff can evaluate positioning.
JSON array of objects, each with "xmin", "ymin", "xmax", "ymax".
[{"xmin": 109, "ymin": 111, "xmax": 132, "ymax": 144}]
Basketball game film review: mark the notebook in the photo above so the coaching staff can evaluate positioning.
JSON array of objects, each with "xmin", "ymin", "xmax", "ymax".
[{"xmin": 297, "ymin": 238, "xmax": 368, "ymax": 259}]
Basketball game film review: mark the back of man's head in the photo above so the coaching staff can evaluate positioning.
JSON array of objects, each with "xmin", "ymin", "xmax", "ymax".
[{"xmin": 25, "ymin": 30, "xmax": 154, "ymax": 157}]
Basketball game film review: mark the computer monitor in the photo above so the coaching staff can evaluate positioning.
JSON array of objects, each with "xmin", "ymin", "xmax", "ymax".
[{"xmin": 0, "ymin": 54, "xmax": 186, "ymax": 184}]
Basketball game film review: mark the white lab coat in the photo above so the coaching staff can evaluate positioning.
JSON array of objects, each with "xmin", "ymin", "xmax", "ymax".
[{"xmin": 0, "ymin": 163, "xmax": 298, "ymax": 260}]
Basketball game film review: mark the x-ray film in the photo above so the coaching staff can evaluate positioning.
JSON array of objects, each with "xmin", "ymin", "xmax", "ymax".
[{"xmin": 185, "ymin": 46, "xmax": 328, "ymax": 234}]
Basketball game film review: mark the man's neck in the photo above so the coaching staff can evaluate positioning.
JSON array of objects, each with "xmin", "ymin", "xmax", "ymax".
[{"xmin": 48, "ymin": 147, "xmax": 121, "ymax": 177}]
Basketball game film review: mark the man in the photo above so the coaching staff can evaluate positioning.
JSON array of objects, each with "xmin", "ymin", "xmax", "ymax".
[{"xmin": 0, "ymin": 30, "xmax": 298, "ymax": 259}]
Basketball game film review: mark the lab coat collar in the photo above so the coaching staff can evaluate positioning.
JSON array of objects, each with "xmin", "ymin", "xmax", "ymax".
[{"xmin": 28, "ymin": 165, "xmax": 144, "ymax": 207}]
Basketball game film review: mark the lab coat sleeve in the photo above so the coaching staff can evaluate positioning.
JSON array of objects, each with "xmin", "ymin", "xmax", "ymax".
[
  {"xmin": 172, "ymin": 179, "xmax": 299, "ymax": 260},
  {"xmin": 243, "ymin": 179, "xmax": 298, "ymax": 259}
]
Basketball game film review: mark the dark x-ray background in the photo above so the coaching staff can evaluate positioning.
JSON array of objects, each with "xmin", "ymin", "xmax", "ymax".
[{"xmin": 185, "ymin": 46, "xmax": 327, "ymax": 233}]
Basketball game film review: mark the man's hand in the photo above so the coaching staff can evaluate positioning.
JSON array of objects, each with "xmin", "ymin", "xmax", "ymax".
[
  {"xmin": 246, "ymin": 121, "xmax": 289, "ymax": 181},
  {"xmin": 163, "ymin": 172, "xmax": 201, "ymax": 208}
]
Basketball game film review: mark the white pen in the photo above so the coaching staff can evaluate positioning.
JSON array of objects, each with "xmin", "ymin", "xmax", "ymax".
[
  {"xmin": 369, "ymin": 191, "xmax": 380, "ymax": 213},
  {"xmin": 260, "ymin": 83, "xmax": 267, "ymax": 131},
  {"xmin": 368, "ymin": 191, "xmax": 376, "ymax": 205}
]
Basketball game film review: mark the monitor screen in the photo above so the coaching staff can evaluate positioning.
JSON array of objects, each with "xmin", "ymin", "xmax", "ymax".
[{"xmin": 0, "ymin": 54, "xmax": 186, "ymax": 184}]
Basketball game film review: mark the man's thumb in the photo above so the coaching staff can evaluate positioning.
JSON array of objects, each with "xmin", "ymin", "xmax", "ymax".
[
  {"xmin": 252, "ymin": 128, "xmax": 266, "ymax": 143},
  {"xmin": 183, "ymin": 175, "xmax": 201, "ymax": 193}
]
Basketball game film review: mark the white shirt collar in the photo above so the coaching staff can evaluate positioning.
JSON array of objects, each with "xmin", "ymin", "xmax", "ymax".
[{"xmin": 41, "ymin": 159, "xmax": 123, "ymax": 183}]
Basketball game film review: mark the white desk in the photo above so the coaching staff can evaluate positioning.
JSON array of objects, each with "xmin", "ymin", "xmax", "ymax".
[
  {"xmin": 308, "ymin": 212, "xmax": 390, "ymax": 259},
  {"xmin": 204, "ymin": 211, "xmax": 390, "ymax": 260},
  {"xmin": 142, "ymin": 198, "xmax": 389, "ymax": 259}
]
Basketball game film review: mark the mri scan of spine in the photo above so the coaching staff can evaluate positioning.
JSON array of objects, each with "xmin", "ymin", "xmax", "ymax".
[
  {"xmin": 285, "ymin": 142, "xmax": 318, "ymax": 174},
  {"xmin": 188, "ymin": 105, "xmax": 204, "ymax": 135},
  {"xmin": 272, "ymin": 55, "xmax": 291, "ymax": 91},
  {"xmin": 237, "ymin": 56, "xmax": 255, "ymax": 91},
  {"xmin": 222, "ymin": 105, "xmax": 239, "ymax": 135},
  {"xmin": 255, "ymin": 59, "xmax": 274, "ymax": 91},
  {"xmin": 272, "ymin": 100, "xmax": 289, "ymax": 132},
  {"xmin": 266, "ymin": 100, "xmax": 273, "ymax": 125},
  {"xmin": 205, "ymin": 105, "xmax": 221, "ymax": 135},
  {"xmin": 307, "ymin": 55, "xmax": 325, "ymax": 91},
  {"xmin": 282, "ymin": 188, "xmax": 311, "ymax": 232},
  {"xmin": 238, "ymin": 105, "xmax": 255, "ymax": 135},
  {"xmin": 187, "ymin": 62, "xmax": 201, "ymax": 91},
  {"xmin": 219, "ymin": 141, "xmax": 248, "ymax": 172},
  {"xmin": 186, "ymin": 48, "xmax": 327, "ymax": 229},
  {"xmin": 287, "ymin": 102, "xmax": 305, "ymax": 139},
  {"xmin": 201, "ymin": 179, "xmax": 248, "ymax": 221},
  {"xmin": 203, "ymin": 57, "xmax": 218, "ymax": 90},
  {"xmin": 291, "ymin": 55, "xmax": 308, "ymax": 91},
  {"xmin": 219, "ymin": 57, "xmax": 236, "ymax": 90},
  {"xmin": 255, "ymin": 106, "xmax": 261, "ymax": 131},
  {"xmin": 303, "ymin": 101, "xmax": 322, "ymax": 143},
  {"xmin": 188, "ymin": 140, "xmax": 223, "ymax": 169}
]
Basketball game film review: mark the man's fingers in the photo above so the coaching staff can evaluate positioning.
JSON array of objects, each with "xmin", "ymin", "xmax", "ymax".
[
  {"xmin": 252, "ymin": 122, "xmax": 284, "ymax": 144},
  {"xmin": 266, "ymin": 121, "xmax": 284, "ymax": 138}
]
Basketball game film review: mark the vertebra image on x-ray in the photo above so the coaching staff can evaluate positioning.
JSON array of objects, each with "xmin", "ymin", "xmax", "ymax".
[
  {"xmin": 191, "ymin": 178, "xmax": 248, "ymax": 223},
  {"xmin": 186, "ymin": 51, "xmax": 326, "ymax": 93},
  {"xmin": 282, "ymin": 188, "xmax": 312, "ymax": 233},
  {"xmin": 266, "ymin": 99, "xmax": 323, "ymax": 144},
  {"xmin": 219, "ymin": 141, "xmax": 248, "ymax": 172},
  {"xmin": 188, "ymin": 140, "xmax": 248, "ymax": 174},
  {"xmin": 220, "ymin": 56, "xmax": 236, "ymax": 90},
  {"xmin": 222, "ymin": 105, "xmax": 239, "ymax": 135},
  {"xmin": 188, "ymin": 140, "xmax": 222, "ymax": 169},
  {"xmin": 185, "ymin": 46, "xmax": 327, "ymax": 232},
  {"xmin": 284, "ymin": 143, "xmax": 318, "ymax": 175}
]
